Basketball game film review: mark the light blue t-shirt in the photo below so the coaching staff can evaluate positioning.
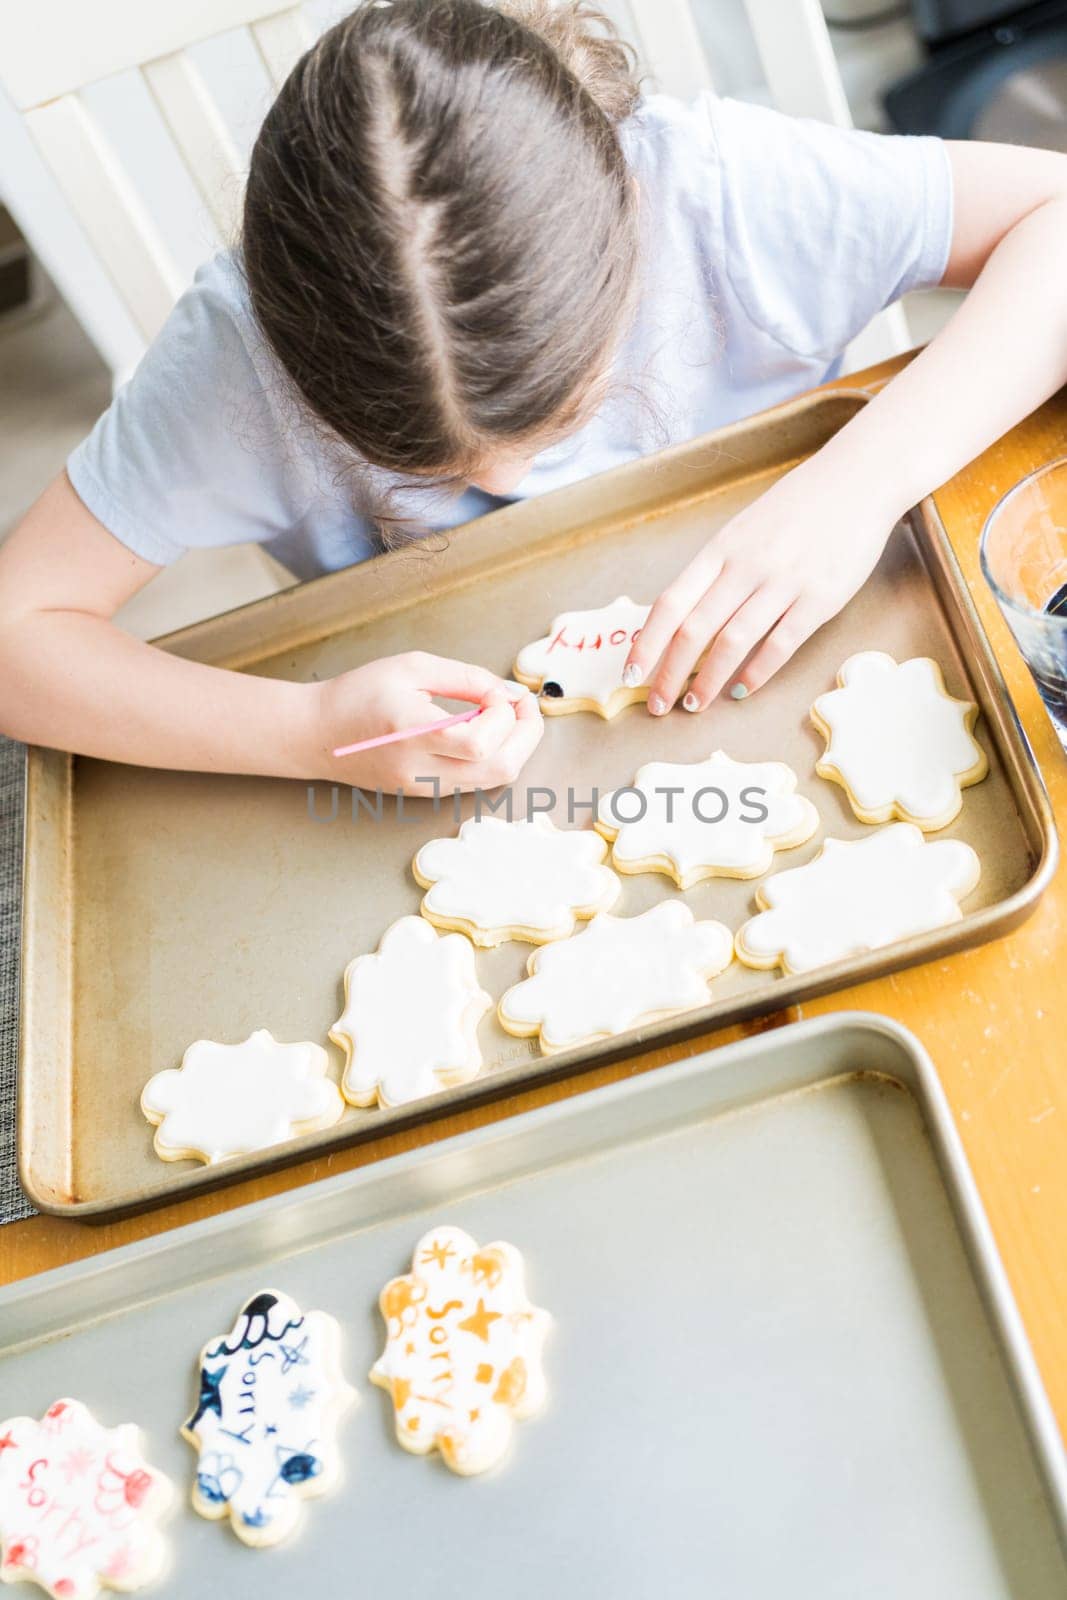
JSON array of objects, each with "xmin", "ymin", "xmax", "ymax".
[{"xmin": 68, "ymin": 94, "xmax": 952, "ymax": 580}]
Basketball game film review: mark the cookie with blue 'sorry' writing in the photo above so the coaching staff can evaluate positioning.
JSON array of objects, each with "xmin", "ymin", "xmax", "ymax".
[{"xmin": 181, "ymin": 1290, "xmax": 356, "ymax": 1547}]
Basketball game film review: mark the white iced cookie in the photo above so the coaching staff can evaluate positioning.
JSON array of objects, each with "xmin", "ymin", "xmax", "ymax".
[
  {"xmin": 330, "ymin": 916, "xmax": 491, "ymax": 1109},
  {"xmin": 735, "ymin": 823, "xmax": 981, "ymax": 976},
  {"xmin": 812, "ymin": 652, "xmax": 988, "ymax": 830},
  {"xmin": 371, "ymin": 1225, "xmax": 550, "ymax": 1476},
  {"xmin": 499, "ymin": 900, "xmax": 734, "ymax": 1054},
  {"xmin": 412, "ymin": 815, "xmax": 621, "ymax": 946},
  {"xmin": 0, "ymin": 1398, "xmax": 172, "ymax": 1598},
  {"xmin": 596, "ymin": 750, "xmax": 819, "ymax": 889},
  {"xmin": 513, "ymin": 596, "xmax": 650, "ymax": 717},
  {"xmin": 140, "ymin": 1029, "xmax": 344, "ymax": 1165},
  {"xmin": 182, "ymin": 1290, "xmax": 356, "ymax": 1548}
]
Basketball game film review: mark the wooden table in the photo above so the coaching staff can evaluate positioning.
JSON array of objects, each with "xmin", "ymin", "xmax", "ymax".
[{"xmin": 3, "ymin": 355, "xmax": 1065, "ymax": 1437}]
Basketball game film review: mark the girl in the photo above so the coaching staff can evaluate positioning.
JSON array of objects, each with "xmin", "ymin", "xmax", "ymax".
[{"xmin": 2, "ymin": 0, "xmax": 1066, "ymax": 793}]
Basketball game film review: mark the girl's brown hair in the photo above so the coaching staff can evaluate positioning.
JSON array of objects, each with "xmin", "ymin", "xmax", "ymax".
[{"xmin": 242, "ymin": 0, "xmax": 641, "ymax": 481}]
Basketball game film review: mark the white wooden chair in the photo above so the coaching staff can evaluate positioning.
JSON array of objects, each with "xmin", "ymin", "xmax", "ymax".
[
  {"xmin": 0, "ymin": 2, "xmax": 315, "ymax": 624},
  {"xmin": 0, "ymin": 2, "xmax": 313, "ymax": 372}
]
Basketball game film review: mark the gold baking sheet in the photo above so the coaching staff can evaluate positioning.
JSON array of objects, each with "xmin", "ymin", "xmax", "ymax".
[{"xmin": 19, "ymin": 390, "xmax": 1057, "ymax": 1218}]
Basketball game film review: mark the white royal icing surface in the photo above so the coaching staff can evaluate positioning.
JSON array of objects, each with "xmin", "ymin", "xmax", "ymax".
[
  {"xmin": 736, "ymin": 824, "xmax": 981, "ymax": 975},
  {"xmin": 414, "ymin": 815, "xmax": 620, "ymax": 944},
  {"xmin": 330, "ymin": 916, "xmax": 491, "ymax": 1108},
  {"xmin": 812, "ymin": 652, "xmax": 987, "ymax": 827},
  {"xmin": 371, "ymin": 1225, "xmax": 550, "ymax": 1476},
  {"xmin": 183, "ymin": 1289, "xmax": 355, "ymax": 1547},
  {"xmin": 140, "ymin": 1030, "xmax": 344, "ymax": 1165},
  {"xmin": 513, "ymin": 596, "xmax": 650, "ymax": 715},
  {"xmin": 499, "ymin": 900, "xmax": 734, "ymax": 1053},
  {"xmin": 0, "ymin": 1398, "xmax": 172, "ymax": 1599},
  {"xmin": 597, "ymin": 750, "xmax": 819, "ymax": 886}
]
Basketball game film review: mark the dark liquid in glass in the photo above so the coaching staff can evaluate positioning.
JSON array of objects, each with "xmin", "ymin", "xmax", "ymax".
[{"xmin": 1036, "ymin": 581, "xmax": 1067, "ymax": 727}]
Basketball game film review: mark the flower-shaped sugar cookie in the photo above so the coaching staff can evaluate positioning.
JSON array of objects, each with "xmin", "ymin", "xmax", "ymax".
[
  {"xmin": 183, "ymin": 1289, "xmax": 356, "ymax": 1547},
  {"xmin": 596, "ymin": 750, "xmax": 819, "ymax": 888},
  {"xmin": 499, "ymin": 900, "xmax": 733, "ymax": 1054},
  {"xmin": 371, "ymin": 1225, "xmax": 550, "ymax": 1475},
  {"xmin": 513, "ymin": 596, "xmax": 650, "ymax": 717},
  {"xmin": 140, "ymin": 1029, "xmax": 344, "ymax": 1165},
  {"xmin": 735, "ymin": 824, "xmax": 981, "ymax": 976},
  {"xmin": 811, "ymin": 652, "xmax": 988, "ymax": 830},
  {"xmin": 413, "ymin": 815, "xmax": 620, "ymax": 946},
  {"xmin": 0, "ymin": 1398, "xmax": 172, "ymax": 1599},
  {"xmin": 330, "ymin": 916, "xmax": 491, "ymax": 1108}
]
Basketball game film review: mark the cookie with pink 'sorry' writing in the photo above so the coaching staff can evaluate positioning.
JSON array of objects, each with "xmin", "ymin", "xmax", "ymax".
[{"xmin": 0, "ymin": 1398, "xmax": 172, "ymax": 1599}]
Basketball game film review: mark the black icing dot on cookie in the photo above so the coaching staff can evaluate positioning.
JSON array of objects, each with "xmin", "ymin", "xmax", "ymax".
[{"xmin": 541, "ymin": 681, "xmax": 565, "ymax": 699}]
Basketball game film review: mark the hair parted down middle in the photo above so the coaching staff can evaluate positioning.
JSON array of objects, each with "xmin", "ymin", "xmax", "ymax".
[{"xmin": 241, "ymin": 0, "xmax": 642, "ymax": 482}]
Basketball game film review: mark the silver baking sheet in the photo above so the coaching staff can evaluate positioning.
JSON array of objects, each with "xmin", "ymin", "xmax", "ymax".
[
  {"xmin": 20, "ymin": 389, "xmax": 1057, "ymax": 1218},
  {"xmin": 2, "ymin": 1013, "xmax": 1065, "ymax": 1597}
]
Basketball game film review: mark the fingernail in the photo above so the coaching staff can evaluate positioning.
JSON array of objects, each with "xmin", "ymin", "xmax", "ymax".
[
  {"xmin": 682, "ymin": 692, "xmax": 700, "ymax": 713},
  {"xmin": 622, "ymin": 663, "xmax": 643, "ymax": 688},
  {"xmin": 504, "ymin": 679, "xmax": 532, "ymax": 696},
  {"xmin": 648, "ymin": 693, "xmax": 667, "ymax": 716},
  {"xmin": 730, "ymin": 683, "xmax": 749, "ymax": 701}
]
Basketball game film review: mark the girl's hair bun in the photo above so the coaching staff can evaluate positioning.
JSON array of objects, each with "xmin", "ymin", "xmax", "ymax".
[{"xmin": 502, "ymin": 1, "xmax": 641, "ymax": 123}]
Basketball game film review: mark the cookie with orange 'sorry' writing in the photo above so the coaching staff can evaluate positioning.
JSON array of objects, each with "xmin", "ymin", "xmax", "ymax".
[
  {"xmin": 513, "ymin": 596, "xmax": 650, "ymax": 717},
  {"xmin": 0, "ymin": 1398, "xmax": 172, "ymax": 1599},
  {"xmin": 371, "ymin": 1225, "xmax": 550, "ymax": 1475}
]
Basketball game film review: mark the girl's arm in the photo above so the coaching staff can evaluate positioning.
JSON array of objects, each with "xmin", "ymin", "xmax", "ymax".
[
  {"xmin": 0, "ymin": 473, "xmax": 542, "ymax": 787},
  {"xmin": 627, "ymin": 140, "xmax": 1067, "ymax": 712}
]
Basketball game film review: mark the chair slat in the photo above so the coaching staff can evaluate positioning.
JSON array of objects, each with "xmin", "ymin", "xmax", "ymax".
[
  {"xmin": 26, "ymin": 95, "xmax": 186, "ymax": 342},
  {"xmin": 0, "ymin": 0, "xmax": 296, "ymax": 111},
  {"xmin": 744, "ymin": 0, "xmax": 852, "ymax": 125},
  {"xmin": 627, "ymin": 0, "xmax": 714, "ymax": 100},
  {"xmin": 251, "ymin": 7, "xmax": 314, "ymax": 93},
  {"xmin": 142, "ymin": 51, "xmax": 244, "ymax": 243}
]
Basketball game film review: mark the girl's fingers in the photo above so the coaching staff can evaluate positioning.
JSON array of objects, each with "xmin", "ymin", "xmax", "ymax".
[
  {"xmin": 413, "ymin": 652, "xmax": 524, "ymax": 705},
  {"xmin": 422, "ymin": 692, "xmax": 544, "ymax": 792},
  {"xmin": 719, "ymin": 598, "xmax": 821, "ymax": 700},
  {"xmin": 622, "ymin": 551, "xmax": 723, "ymax": 689},
  {"xmin": 685, "ymin": 588, "xmax": 795, "ymax": 709},
  {"xmin": 428, "ymin": 691, "xmax": 515, "ymax": 761},
  {"xmin": 644, "ymin": 573, "xmax": 753, "ymax": 713},
  {"xmin": 482, "ymin": 691, "xmax": 545, "ymax": 785}
]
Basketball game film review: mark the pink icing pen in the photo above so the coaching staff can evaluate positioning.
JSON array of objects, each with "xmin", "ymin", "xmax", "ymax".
[{"xmin": 332, "ymin": 705, "xmax": 482, "ymax": 759}]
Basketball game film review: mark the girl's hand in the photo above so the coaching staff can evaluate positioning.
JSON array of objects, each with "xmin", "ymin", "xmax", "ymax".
[
  {"xmin": 625, "ymin": 458, "xmax": 897, "ymax": 713},
  {"xmin": 314, "ymin": 651, "xmax": 543, "ymax": 792}
]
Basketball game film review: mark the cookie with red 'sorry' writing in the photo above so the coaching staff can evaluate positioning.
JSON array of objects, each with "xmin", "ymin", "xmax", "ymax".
[
  {"xmin": 513, "ymin": 596, "xmax": 650, "ymax": 717},
  {"xmin": 0, "ymin": 1398, "xmax": 172, "ymax": 1599}
]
